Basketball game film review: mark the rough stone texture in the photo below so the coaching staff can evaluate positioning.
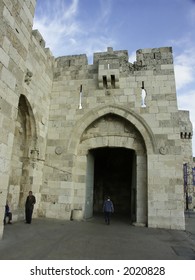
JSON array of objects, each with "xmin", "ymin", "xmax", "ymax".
[
  {"xmin": 0, "ymin": 0, "xmax": 53, "ymax": 238},
  {"xmin": 0, "ymin": 0, "xmax": 194, "ymax": 239}
]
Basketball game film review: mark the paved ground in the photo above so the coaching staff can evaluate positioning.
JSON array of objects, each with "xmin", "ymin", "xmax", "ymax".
[{"xmin": 0, "ymin": 212, "xmax": 195, "ymax": 260}]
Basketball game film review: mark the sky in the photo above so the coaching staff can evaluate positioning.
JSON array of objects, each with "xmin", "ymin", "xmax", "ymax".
[{"xmin": 33, "ymin": 0, "xmax": 195, "ymax": 156}]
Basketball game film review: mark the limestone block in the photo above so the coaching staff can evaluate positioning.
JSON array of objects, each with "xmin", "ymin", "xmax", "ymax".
[
  {"xmin": 59, "ymin": 195, "xmax": 71, "ymax": 204},
  {"xmin": 157, "ymin": 209, "xmax": 171, "ymax": 217},
  {"xmin": 159, "ymin": 86, "xmax": 172, "ymax": 95},
  {"xmin": 1, "ymin": 67, "xmax": 16, "ymax": 90},
  {"xmin": 119, "ymin": 96, "xmax": 128, "ymax": 103},
  {"xmin": 157, "ymin": 100, "xmax": 170, "ymax": 107},
  {"xmin": 60, "ymin": 189, "xmax": 72, "ymax": 198},
  {"xmin": 15, "ymin": 22, "xmax": 29, "ymax": 49},
  {"xmin": 0, "ymin": 143, "xmax": 8, "ymax": 159},
  {"xmin": 148, "ymin": 216, "xmax": 173, "ymax": 229},
  {"xmin": 3, "ymin": 6, "xmax": 15, "ymax": 28},
  {"xmin": 0, "ymin": 47, "xmax": 10, "ymax": 67},
  {"xmin": 0, "ymin": 190, "xmax": 7, "ymax": 205},
  {"xmin": 124, "ymin": 89, "xmax": 134, "ymax": 97},
  {"xmin": 161, "ymin": 65, "xmax": 174, "ymax": 70},
  {"xmin": 48, "ymin": 131, "xmax": 60, "ymax": 139},
  {"xmin": 0, "ymin": 173, "xmax": 9, "ymax": 189},
  {"xmin": 20, "ymin": 5, "xmax": 30, "ymax": 26},
  {"xmin": 0, "ymin": 157, "xmax": 10, "ymax": 173},
  {"xmin": 22, "ymin": 1, "xmax": 34, "ymax": 23},
  {"xmin": 170, "ymin": 209, "xmax": 185, "ymax": 217},
  {"xmin": 167, "ymin": 105, "xmax": 178, "ymax": 113}
]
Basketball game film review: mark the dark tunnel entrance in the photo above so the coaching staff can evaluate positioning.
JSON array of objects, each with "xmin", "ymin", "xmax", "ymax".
[{"xmin": 91, "ymin": 147, "xmax": 136, "ymax": 222}]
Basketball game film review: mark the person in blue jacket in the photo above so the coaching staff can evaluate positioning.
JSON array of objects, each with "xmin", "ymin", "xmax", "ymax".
[
  {"xmin": 4, "ymin": 201, "xmax": 12, "ymax": 225},
  {"xmin": 103, "ymin": 196, "xmax": 114, "ymax": 225}
]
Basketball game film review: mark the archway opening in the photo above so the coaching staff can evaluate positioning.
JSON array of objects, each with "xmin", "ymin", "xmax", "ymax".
[
  {"xmin": 91, "ymin": 147, "xmax": 136, "ymax": 222},
  {"xmin": 8, "ymin": 95, "xmax": 37, "ymax": 220}
]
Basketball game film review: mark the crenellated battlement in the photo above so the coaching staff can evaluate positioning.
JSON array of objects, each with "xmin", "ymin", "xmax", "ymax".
[
  {"xmin": 93, "ymin": 47, "xmax": 129, "ymax": 64},
  {"xmin": 32, "ymin": 29, "xmax": 46, "ymax": 48},
  {"xmin": 55, "ymin": 54, "xmax": 88, "ymax": 69},
  {"xmin": 32, "ymin": 29, "xmax": 54, "ymax": 60},
  {"xmin": 134, "ymin": 47, "xmax": 174, "ymax": 72},
  {"xmin": 136, "ymin": 47, "xmax": 173, "ymax": 64},
  {"xmin": 179, "ymin": 110, "xmax": 193, "ymax": 139}
]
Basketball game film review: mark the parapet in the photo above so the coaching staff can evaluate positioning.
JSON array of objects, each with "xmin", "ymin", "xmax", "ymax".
[
  {"xmin": 93, "ymin": 47, "xmax": 129, "ymax": 64},
  {"xmin": 32, "ymin": 29, "xmax": 46, "ymax": 48},
  {"xmin": 32, "ymin": 29, "xmax": 54, "ymax": 60},
  {"xmin": 135, "ymin": 47, "xmax": 173, "ymax": 68},
  {"xmin": 55, "ymin": 54, "xmax": 88, "ymax": 69},
  {"xmin": 179, "ymin": 110, "xmax": 193, "ymax": 139}
]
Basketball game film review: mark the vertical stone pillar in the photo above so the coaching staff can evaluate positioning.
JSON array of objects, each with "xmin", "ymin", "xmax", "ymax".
[{"xmin": 135, "ymin": 155, "xmax": 147, "ymax": 226}]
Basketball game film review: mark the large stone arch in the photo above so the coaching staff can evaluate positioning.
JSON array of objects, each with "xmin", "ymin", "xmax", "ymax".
[
  {"xmin": 68, "ymin": 104, "xmax": 157, "ymax": 155},
  {"xmin": 70, "ymin": 104, "xmax": 156, "ymax": 225},
  {"xmin": 7, "ymin": 94, "xmax": 39, "ymax": 220}
]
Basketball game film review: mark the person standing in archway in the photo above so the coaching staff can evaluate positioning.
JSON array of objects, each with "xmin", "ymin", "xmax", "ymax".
[
  {"xmin": 25, "ymin": 191, "xmax": 36, "ymax": 224},
  {"xmin": 103, "ymin": 196, "xmax": 114, "ymax": 225}
]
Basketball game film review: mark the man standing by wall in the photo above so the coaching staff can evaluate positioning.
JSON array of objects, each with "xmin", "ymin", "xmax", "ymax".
[{"xmin": 25, "ymin": 191, "xmax": 36, "ymax": 224}]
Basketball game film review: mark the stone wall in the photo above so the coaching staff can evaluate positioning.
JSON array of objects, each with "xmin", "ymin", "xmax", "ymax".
[
  {"xmin": 42, "ymin": 46, "xmax": 193, "ymax": 229},
  {"xmin": 0, "ymin": 0, "xmax": 53, "ymax": 238}
]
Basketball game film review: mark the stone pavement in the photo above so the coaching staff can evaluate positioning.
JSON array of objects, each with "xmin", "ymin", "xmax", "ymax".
[{"xmin": 0, "ymin": 212, "xmax": 195, "ymax": 260}]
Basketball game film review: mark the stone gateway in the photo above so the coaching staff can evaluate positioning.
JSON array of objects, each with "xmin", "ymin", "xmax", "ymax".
[{"xmin": 0, "ymin": 0, "xmax": 194, "ymax": 238}]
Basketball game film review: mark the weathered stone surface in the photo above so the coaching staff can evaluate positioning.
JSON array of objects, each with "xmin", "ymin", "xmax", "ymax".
[{"xmin": 0, "ymin": 0, "xmax": 194, "ymax": 239}]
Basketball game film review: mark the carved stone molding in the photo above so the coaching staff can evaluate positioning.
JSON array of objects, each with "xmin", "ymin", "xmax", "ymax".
[
  {"xmin": 55, "ymin": 146, "xmax": 63, "ymax": 155},
  {"xmin": 24, "ymin": 70, "xmax": 33, "ymax": 85},
  {"xmin": 159, "ymin": 146, "xmax": 168, "ymax": 155},
  {"xmin": 81, "ymin": 114, "xmax": 138, "ymax": 142}
]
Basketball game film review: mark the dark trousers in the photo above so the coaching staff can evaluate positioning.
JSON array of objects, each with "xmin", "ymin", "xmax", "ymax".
[
  {"xmin": 104, "ymin": 211, "xmax": 111, "ymax": 224},
  {"xmin": 4, "ymin": 212, "xmax": 12, "ymax": 225},
  {"xmin": 25, "ymin": 208, "xmax": 33, "ymax": 224}
]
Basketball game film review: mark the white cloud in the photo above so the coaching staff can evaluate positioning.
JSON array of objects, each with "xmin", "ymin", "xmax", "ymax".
[
  {"xmin": 33, "ymin": 0, "xmax": 115, "ymax": 58},
  {"xmin": 174, "ymin": 64, "xmax": 194, "ymax": 90},
  {"xmin": 33, "ymin": 0, "xmax": 80, "ymax": 55},
  {"xmin": 63, "ymin": 0, "xmax": 78, "ymax": 20},
  {"xmin": 174, "ymin": 49, "xmax": 195, "ymax": 90},
  {"xmin": 99, "ymin": 0, "xmax": 112, "ymax": 23}
]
